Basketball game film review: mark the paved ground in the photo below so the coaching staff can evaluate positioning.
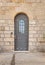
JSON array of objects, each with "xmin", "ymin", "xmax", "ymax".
[
  {"xmin": 0, "ymin": 53, "xmax": 14, "ymax": 65},
  {"xmin": 15, "ymin": 52, "xmax": 45, "ymax": 65},
  {"xmin": 0, "ymin": 52, "xmax": 45, "ymax": 65}
]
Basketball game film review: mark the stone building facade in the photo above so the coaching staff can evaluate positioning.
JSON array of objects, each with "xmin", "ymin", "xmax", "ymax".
[{"xmin": 0, "ymin": 0, "xmax": 45, "ymax": 52}]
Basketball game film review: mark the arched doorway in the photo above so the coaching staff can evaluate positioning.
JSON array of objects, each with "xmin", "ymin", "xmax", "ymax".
[{"xmin": 14, "ymin": 13, "xmax": 29, "ymax": 51}]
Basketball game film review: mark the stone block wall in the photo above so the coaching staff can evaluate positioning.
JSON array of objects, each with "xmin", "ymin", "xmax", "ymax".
[{"xmin": 0, "ymin": 0, "xmax": 45, "ymax": 52}]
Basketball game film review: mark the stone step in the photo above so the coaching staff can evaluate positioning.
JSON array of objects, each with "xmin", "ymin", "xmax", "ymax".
[
  {"xmin": 15, "ymin": 52, "xmax": 45, "ymax": 65},
  {"xmin": 0, "ymin": 52, "xmax": 45, "ymax": 65}
]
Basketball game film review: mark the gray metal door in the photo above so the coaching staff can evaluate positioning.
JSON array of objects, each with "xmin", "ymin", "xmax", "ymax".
[{"xmin": 14, "ymin": 13, "xmax": 29, "ymax": 51}]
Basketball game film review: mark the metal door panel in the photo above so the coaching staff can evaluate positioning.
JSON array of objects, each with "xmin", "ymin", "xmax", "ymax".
[{"xmin": 14, "ymin": 13, "xmax": 29, "ymax": 51}]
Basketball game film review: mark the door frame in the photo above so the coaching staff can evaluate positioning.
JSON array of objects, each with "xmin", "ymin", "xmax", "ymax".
[{"xmin": 14, "ymin": 12, "xmax": 29, "ymax": 51}]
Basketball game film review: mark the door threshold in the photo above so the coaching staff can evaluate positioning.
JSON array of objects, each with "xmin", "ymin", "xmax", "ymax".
[{"xmin": 13, "ymin": 51, "xmax": 29, "ymax": 53}]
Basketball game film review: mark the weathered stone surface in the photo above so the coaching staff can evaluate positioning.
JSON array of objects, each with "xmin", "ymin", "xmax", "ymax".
[
  {"xmin": 15, "ymin": 52, "xmax": 45, "ymax": 65},
  {"xmin": 0, "ymin": 53, "xmax": 14, "ymax": 65},
  {"xmin": 0, "ymin": 0, "xmax": 45, "ymax": 51},
  {"xmin": 25, "ymin": 0, "xmax": 41, "ymax": 3},
  {"xmin": 0, "ymin": 0, "xmax": 45, "ymax": 3},
  {"xmin": 0, "ymin": 0, "xmax": 45, "ymax": 65},
  {"xmin": 0, "ymin": 52, "xmax": 45, "ymax": 65},
  {"xmin": 4, "ymin": 38, "xmax": 14, "ymax": 41},
  {"xmin": 41, "ymin": 0, "xmax": 45, "ymax": 3}
]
